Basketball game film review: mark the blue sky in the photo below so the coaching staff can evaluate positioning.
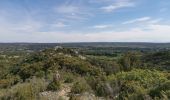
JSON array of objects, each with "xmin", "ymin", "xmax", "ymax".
[{"xmin": 0, "ymin": 0, "xmax": 170, "ymax": 42}]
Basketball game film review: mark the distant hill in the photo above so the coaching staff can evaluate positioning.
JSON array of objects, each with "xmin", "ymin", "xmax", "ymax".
[{"xmin": 0, "ymin": 42, "xmax": 170, "ymax": 51}]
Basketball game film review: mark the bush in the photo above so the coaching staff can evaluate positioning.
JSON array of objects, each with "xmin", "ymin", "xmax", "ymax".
[
  {"xmin": 71, "ymin": 79, "xmax": 91, "ymax": 94},
  {"xmin": 0, "ymin": 75, "xmax": 20, "ymax": 88},
  {"xmin": 107, "ymin": 69, "xmax": 169, "ymax": 99},
  {"xmin": 95, "ymin": 82, "xmax": 110, "ymax": 97},
  {"xmin": 47, "ymin": 81, "xmax": 61, "ymax": 91},
  {"xmin": 0, "ymin": 77, "xmax": 46, "ymax": 100},
  {"xmin": 86, "ymin": 76, "xmax": 111, "ymax": 97},
  {"xmin": 64, "ymin": 76, "xmax": 74, "ymax": 83},
  {"xmin": 149, "ymin": 81, "xmax": 170, "ymax": 98},
  {"xmin": 118, "ymin": 52, "xmax": 141, "ymax": 71},
  {"xmin": 63, "ymin": 73, "xmax": 74, "ymax": 83}
]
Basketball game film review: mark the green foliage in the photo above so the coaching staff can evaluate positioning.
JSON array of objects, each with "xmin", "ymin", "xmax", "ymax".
[
  {"xmin": 55, "ymin": 55, "xmax": 101, "ymax": 76},
  {"xmin": 87, "ymin": 56, "xmax": 120, "ymax": 75},
  {"xmin": 116, "ymin": 69, "xmax": 168, "ymax": 88},
  {"xmin": 0, "ymin": 75, "xmax": 20, "ymax": 88},
  {"xmin": 0, "ymin": 46, "xmax": 170, "ymax": 100},
  {"xmin": 64, "ymin": 76, "xmax": 74, "ymax": 83},
  {"xmin": 118, "ymin": 81, "xmax": 147, "ymax": 100},
  {"xmin": 63, "ymin": 73, "xmax": 75, "ymax": 83},
  {"xmin": 149, "ymin": 81, "xmax": 170, "ymax": 98},
  {"xmin": 119, "ymin": 52, "xmax": 141, "ymax": 71},
  {"xmin": 18, "ymin": 62, "xmax": 44, "ymax": 80},
  {"xmin": 144, "ymin": 51, "xmax": 170, "ymax": 70},
  {"xmin": 71, "ymin": 79, "xmax": 91, "ymax": 94},
  {"xmin": 86, "ymin": 75, "xmax": 112, "ymax": 97},
  {"xmin": 11, "ymin": 48, "xmax": 102, "ymax": 82},
  {"xmin": 95, "ymin": 82, "xmax": 110, "ymax": 97},
  {"xmin": 107, "ymin": 69, "xmax": 169, "ymax": 99},
  {"xmin": 0, "ymin": 77, "xmax": 46, "ymax": 100},
  {"xmin": 47, "ymin": 81, "xmax": 61, "ymax": 91}
]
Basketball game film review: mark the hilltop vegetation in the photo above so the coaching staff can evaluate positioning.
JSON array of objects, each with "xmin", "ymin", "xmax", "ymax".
[{"xmin": 0, "ymin": 43, "xmax": 170, "ymax": 100}]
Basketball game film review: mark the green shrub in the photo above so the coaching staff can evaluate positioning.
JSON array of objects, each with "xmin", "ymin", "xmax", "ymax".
[
  {"xmin": 86, "ymin": 76, "xmax": 110, "ymax": 97},
  {"xmin": 95, "ymin": 82, "xmax": 110, "ymax": 97},
  {"xmin": 47, "ymin": 81, "xmax": 61, "ymax": 91},
  {"xmin": 118, "ymin": 52, "xmax": 141, "ymax": 71},
  {"xmin": 63, "ymin": 73, "xmax": 74, "ymax": 83},
  {"xmin": 108, "ymin": 69, "xmax": 169, "ymax": 99},
  {"xmin": 149, "ymin": 81, "xmax": 170, "ymax": 98},
  {"xmin": 64, "ymin": 76, "xmax": 74, "ymax": 83},
  {"xmin": 71, "ymin": 79, "xmax": 91, "ymax": 94},
  {"xmin": 0, "ymin": 75, "xmax": 20, "ymax": 88},
  {"xmin": 0, "ymin": 77, "xmax": 46, "ymax": 100}
]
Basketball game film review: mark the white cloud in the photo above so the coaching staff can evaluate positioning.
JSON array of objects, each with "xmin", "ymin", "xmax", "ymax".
[
  {"xmin": 123, "ymin": 17, "xmax": 151, "ymax": 24},
  {"xmin": 89, "ymin": 0, "xmax": 113, "ymax": 4},
  {"xmin": 101, "ymin": 1, "xmax": 135, "ymax": 12},
  {"xmin": 82, "ymin": 24, "xmax": 170, "ymax": 42},
  {"xmin": 51, "ymin": 22, "xmax": 68, "ymax": 28},
  {"xmin": 148, "ymin": 18, "xmax": 162, "ymax": 24},
  {"xmin": 93, "ymin": 25, "xmax": 112, "ymax": 29},
  {"xmin": 1, "ymin": 23, "xmax": 170, "ymax": 42},
  {"xmin": 123, "ymin": 17, "xmax": 162, "ymax": 25},
  {"xmin": 90, "ymin": 0, "xmax": 132, "ymax": 4}
]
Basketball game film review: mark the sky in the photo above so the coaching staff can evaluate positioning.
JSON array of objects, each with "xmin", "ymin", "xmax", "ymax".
[{"xmin": 0, "ymin": 0, "xmax": 170, "ymax": 43}]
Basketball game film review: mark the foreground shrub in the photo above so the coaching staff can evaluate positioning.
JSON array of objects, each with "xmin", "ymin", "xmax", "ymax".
[
  {"xmin": 108, "ymin": 69, "xmax": 169, "ymax": 99},
  {"xmin": 71, "ymin": 79, "xmax": 91, "ymax": 94},
  {"xmin": 86, "ymin": 75, "xmax": 111, "ymax": 97},
  {"xmin": 0, "ymin": 75, "xmax": 20, "ymax": 88},
  {"xmin": 0, "ymin": 77, "xmax": 46, "ymax": 100},
  {"xmin": 63, "ymin": 73, "xmax": 75, "ymax": 83},
  {"xmin": 149, "ymin": 81, "xmax": 170, "ymax": 98},
  {"xmin": 47, "ymin": 81, "xmax": 61, "ymax": 91}
]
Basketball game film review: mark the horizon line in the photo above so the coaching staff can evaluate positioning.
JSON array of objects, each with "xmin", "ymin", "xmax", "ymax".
[{"xmin": 0, "ymin": 42, "xmax": 170, "ymax": 44}]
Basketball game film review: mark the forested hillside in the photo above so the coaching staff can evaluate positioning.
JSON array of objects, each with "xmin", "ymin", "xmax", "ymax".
[{"xmin": 0, "ymin": 44, "xmax": 169, "ymax": 100}]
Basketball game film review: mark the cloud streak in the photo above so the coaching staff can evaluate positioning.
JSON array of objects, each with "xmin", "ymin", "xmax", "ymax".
[
  {"xmin": 123, "ymin": 17, "xmax": 151, "ymax": 24},
  {"xmin": 51, "ymin": 22, "xmax": 68, "ymax": 28},
  {"xmin": 92, "ymin": 25, "xmax": 112, "ymax": 29},
  {"xmin": 101, "ymin": 1, "xmax": 135, "ymax": 12},
  {"xmin": 123, "ymin": 17, "xmax": 162, "ymax": 25}
]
